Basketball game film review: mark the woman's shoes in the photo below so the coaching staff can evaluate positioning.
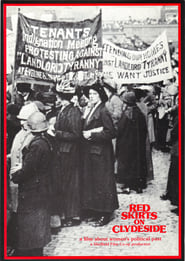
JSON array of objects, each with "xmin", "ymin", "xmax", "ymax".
[
  {"xmin": 92, "ymin": 216, "xmax": 110, "ymax": 227},
  {"xmin": 171, "ymin": 207, "xmax": 179, "ymax": 215},
  {"xmin": 122, "ymin": 188, "xmax": 131, "ymax": 194},
  {"xmin": 160, "ymin": 194, "xmax": 168, "ymax": 200},
  {"xmin": 136, "ymin": 188, "xmax": 143, "ymax": 194},
  {"xmin": 84, "ymin": 216, "xmax": 98, "ymax": 223},
  {"xmin": 61, "ymin": 219, "xmax": 81, "ymax": 227}
]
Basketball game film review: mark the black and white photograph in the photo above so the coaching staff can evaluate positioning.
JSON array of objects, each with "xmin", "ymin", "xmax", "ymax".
[{"xmin": 3, "ymin": 2, "xmax": 182, "ymax": 259}]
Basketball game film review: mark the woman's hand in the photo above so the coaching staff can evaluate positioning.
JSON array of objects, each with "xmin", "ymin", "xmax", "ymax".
[{"xmin": 83, "ymin": 130, "xmax": 92, "ymax": 140}]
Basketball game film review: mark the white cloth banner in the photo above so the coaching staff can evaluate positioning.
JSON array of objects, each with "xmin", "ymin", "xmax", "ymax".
[{"xmin": 103, "ymin": 31, "xmax": 173, "ymax": 84}]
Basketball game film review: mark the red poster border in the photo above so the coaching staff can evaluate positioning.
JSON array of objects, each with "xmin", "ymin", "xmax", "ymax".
[{"xmin": 3, "ymin": 2, "xmax": 182, "ymax": 260}]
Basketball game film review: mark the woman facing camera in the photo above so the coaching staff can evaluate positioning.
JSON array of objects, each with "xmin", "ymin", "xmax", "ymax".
[
  {"xmin": 54, "ymin": 81, "xmax": 82, "ymax": 227},
  {"xmin": 81, "ymin": 83, "xmax": 119, "ymax": 227}
]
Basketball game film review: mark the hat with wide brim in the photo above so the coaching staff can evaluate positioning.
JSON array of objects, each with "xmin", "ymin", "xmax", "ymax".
[
  {"xmin": 102, "ymin": 78, "xmax": 116, "ymax": 93},
  {"xmin": 17, "ymin": 102, "xmax": 39, "ymax": 120},
  {"xmin": 83, "ymin": 83, "xmax": 108, "ymax": 103},
  {"xmin": 55, "ymin": 80, "xmax": 75, "ymax": 94},
  {"xmin": 134, "ymin": 85, "xmax": 154, "ymax": 92},
  {"xmin": 122, "ymin": 92, "xmax": 136, "ymax": 106},
  {"xmin": 30, "ymin": 125, "xmax": 49, "ymax": 133},
  {"xmin": 27, "ymin": 111, "xmax": 49, "ymax": 133},
  {"xmin": 118, "ymin": 86, "xmax": 128, "ymax": 96}
]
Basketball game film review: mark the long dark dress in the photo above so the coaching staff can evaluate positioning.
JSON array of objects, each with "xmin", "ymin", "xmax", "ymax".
[
  {"xmin": 55, "ymin": 103, "xmax": 82, "ymax": 219},
  {"xmin": 45, "ymin": 106, "xmax": 62, "ymax": 216},
  {"xmin": 81, "ymin": 103, "xmax": 119, "ymax": 213},
  {"xmin": 45, "ymin": 133, "xmax": 61, "ymax": 216},
  {"xmin": 137, "ymin": 101, "xmax": 154, "ymax": 181},
  {"xmin": 11, "ymin": 134, "xmax": 53, "ymax": 250},
  {"xmin": 116, "ymin": 105, "xmax": 148, "ymax": 191}
]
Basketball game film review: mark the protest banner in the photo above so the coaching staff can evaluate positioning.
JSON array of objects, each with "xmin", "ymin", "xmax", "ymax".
[
  {"xmin": 103, "ymin": 31, "xmax": 173, "ymax": 85},
  {"xmin": 14, "ymin": 12, "xmax": 102, "ymax": 85}
]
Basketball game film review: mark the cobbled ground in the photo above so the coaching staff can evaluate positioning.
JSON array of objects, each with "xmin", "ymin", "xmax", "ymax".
[{"xmin": 44, "ymin": 149, "xmax": 179, "ymax": 257}]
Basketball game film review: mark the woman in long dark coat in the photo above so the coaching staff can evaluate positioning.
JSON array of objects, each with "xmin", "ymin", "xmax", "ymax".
[
  {"xmin": 134, "ymin": 88, "xmax": 154, "ymax": 182},
  {"xmin": 116, "ymin": 92, "xmax": 148, "ymax": 194},
  {"xmin": 160, "ymin": 112, "xmax": 179, "ymax": 214},
  {"xmin": 81, "ymin": 83, "xmax": 119, "ymax": 227},
  {"xmin": 11, "ymin": 112, "xmax": 53, "ymax": 256},
  {"xmin": 54, "ymin": 81, "xmax": 82, "ymax": 227}
]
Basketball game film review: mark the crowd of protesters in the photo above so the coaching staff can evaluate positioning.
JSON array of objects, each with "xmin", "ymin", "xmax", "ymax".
[{"xmin": 6, "ymin": 52, "xmax": 179, "ymax": 257}]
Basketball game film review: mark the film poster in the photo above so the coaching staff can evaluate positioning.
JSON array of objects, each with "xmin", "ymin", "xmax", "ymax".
[{"xmin": 3, "ymin": 1, "xmax": 183, "ymax": 260}]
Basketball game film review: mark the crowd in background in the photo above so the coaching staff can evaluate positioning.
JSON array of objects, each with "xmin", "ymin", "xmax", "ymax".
[
  {"xmin": 105, "ymin": 34, "xmax": 178, "ymax": 54},
  {"xmin": 6, "ymin": 43, "xmax": 179, "ymax": 257},
  {"xmin": 103, "ymin": 16, "xmax": 178, "ymax": 32}
]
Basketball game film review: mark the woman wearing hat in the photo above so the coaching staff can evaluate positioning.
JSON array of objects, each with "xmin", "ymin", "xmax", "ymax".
[
  {"xmin": 54, "ymin": 80, "xmax": 82, "ymax": 227},
  {"xmin": 116, "ymin": 92, "xmax": 148, "ymax": 194},
  {"xmin": 11, "ymin": 112, "xmax": 53, "ymax": 256},
  {"xmin": 7, "ymin": 103, "xmax": 39, "ymax": 251},
  {"xmin": 9, "ymin": 103, "xmax": 39, "ymax": 211},
  {"xmin": 134, "ymin": 88, "xmax": 154, "ymax": 183},
  {"xmin": 102, "ymin": 78, "xmax": 123, "ymax": 129},
  {"xmin": 160, "ymin": 113, "xmax": 179, "ymax": 215},
  {"xmin": 101, "ymin": 78, "xmax": 123, "ymax": 189},
  {"xmin": 81, "ymin": 83, "xmax": 119, "ymax": 226}
]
